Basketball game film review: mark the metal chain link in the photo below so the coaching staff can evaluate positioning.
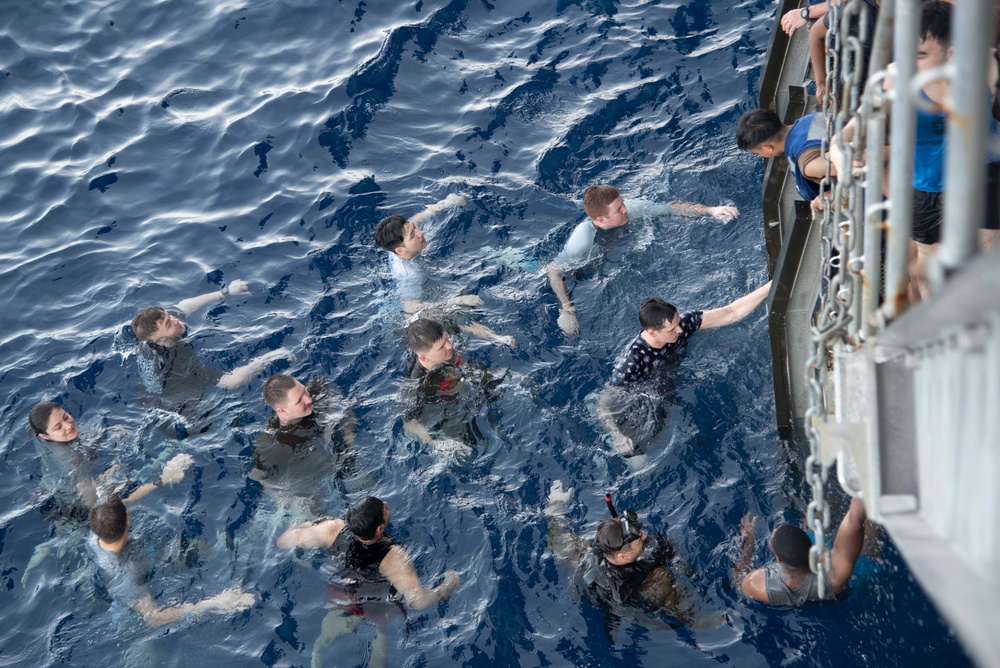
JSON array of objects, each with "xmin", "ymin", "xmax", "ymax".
[{"xmin": 804, "ymin": 0, "xmax": 871, "ymax": 598}]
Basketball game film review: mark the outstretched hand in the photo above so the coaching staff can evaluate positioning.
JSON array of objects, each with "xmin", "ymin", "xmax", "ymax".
[
  {"xmin": 439, "ymin": 570, "xmax": 461, "ymax": 597},
  {"xmin": 433, "ymin": 438, "xmax": 472, "ymax": 460},
  {"xmin": 709, "ymin": 206, "xmax": 740, "ymax": 222},
  {"xmin": 557, "ymin": 308, "xmax": 579, "ymax": 337},
  {"xmin": 452, "ymin": 294, "xmax": 483, "ymax": 308},
  {"xmin": 208, "ymin": 588, "xmax": 256, "ymax": 613},
  {"xmin": 441, "ymin": 193, "xmax": 468, "ymax": 208},
  {"xmin": 160, "ymin": 453, "xmax": 194, "ymax": 485},
  {"xmin": 227, "ymin": 279, "xmax": 250, "ymax": 296},
  {"xmin": 611, "ymin": 433, "xmax": 635, "ymax": 457},
  {"xmin": 266, "ymin": 347, "xmax": 296, "ymax": 363},
  {"xmin": 548, "ymin": 480, "xmax": 575, "ymax": 506}
]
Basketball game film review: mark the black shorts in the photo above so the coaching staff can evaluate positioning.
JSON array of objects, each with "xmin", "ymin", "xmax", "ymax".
[
  {"xmin": 911, "ymin": 189, "xmax": 943, "ymax": 245},
  {"xmin": 985, "ymin": 161, "xmax": 1000, "ymax": 230}
]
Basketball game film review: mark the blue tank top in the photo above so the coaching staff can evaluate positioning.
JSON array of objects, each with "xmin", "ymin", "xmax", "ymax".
[
  {"xmin": 784, "ymin": 113, "xmax": 826, "ymax": 200},
  {"xmin": 913, "ymin": 91, "xmax": 947, "ymax": 193}
]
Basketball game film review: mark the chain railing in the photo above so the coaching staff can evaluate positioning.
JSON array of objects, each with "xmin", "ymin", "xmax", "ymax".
[{"xmin": 802, "ymin": 0, "xmax": 881, "ymax": 598}]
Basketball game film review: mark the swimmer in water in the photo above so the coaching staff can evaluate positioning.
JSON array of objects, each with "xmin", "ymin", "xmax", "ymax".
[
  {"xmin": 597, "ymin": 282, "xmax": 771, "ymax": 456},
  {"xmin": 546, "ymin": 184, "xmax": 740, "ymax": 338},
  {"xmin": 544, "ymin": 481, "xmax": 698, "ymax": 625},
  {"xmin": 277, "ymin": 496, "xmax": 460, "ymax": 668},
  {"xmin": 130, "ymin": 279, "xmax": 293, "ymax": 405},
  {"xmin": 400, "ymin": 318, "xmax": 503, "ymax": 459},
  {"xmin": 88, "ymin": 494, "xmax": 255, "ymax": 627},
  {"xmin": 375, "ymin": 195, "xmax": 515, "ymax": 346},
  {"xmin": 739, "ymin": 497, "xmax": 868, "ymax": 605}
]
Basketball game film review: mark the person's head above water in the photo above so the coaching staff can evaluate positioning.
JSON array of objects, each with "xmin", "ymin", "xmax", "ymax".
[
  {"xmin": 346, "ymin": 496, "xmax": 389, "ymax": 542},
  {"xmin": 375, "ymin": 214, "xmax": 427, "ymax": 260},
  {"xmin": 583, "ymin": 185, "xmax": 628, "ymax": 229},
  {"xmin": 263, "ymin": 374, "xmax": 314, "ymax": 425},
  {"xmin": 29, "ymin": 401, "xmax": 79, "ymax": 443},
  {"xmin": 131, "ymin": 307, "xmax": 186, "ymax": 345},
  {"xmin": 638, "ymin": 298, "xmax": 685, "ymax": 348},
  {"xmin": 768, "ymin": 524, "xmax": 813, "ymax": 571},
  {"xmin": 405, "ymin": 318, "xmax": 454, "ymax": 368},
  {"xmin": 89, "ymin": 495, "xmax": 129, "ymax": 545},
  {"xmin": 595, "ymin": 515, "xmax": 648, "ymax": 566}
]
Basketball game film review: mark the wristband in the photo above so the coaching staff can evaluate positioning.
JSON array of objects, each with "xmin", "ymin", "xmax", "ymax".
[
  {"xmin": 221, "ymin": 285, "xmax": 230, "ymax": 297},
  {"xmin": 800, "ymin": 7, "xmax": 810, "ymax": 20}
]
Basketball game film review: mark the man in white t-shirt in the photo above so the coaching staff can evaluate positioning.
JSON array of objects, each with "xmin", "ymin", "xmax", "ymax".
[
  {"xmin": 375, "ymin": 194, "xmax": 514, "ymax": 346},
  {"xmin": 546, "ymin": 185, "xmax": 739, "ymax": 337}
]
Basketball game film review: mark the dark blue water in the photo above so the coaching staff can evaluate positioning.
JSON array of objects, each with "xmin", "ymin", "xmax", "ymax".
[{"xmin": 0, "ymin": 0, "xmax": 970, "ymax": 666}]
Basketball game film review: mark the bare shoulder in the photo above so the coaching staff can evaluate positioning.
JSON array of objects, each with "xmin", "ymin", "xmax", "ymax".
[{"xmin": 741, "ymin": 568, "xmax": 770, "ymax": 603}]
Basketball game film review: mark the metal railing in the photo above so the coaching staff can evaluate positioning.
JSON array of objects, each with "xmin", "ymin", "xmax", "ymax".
[{"xmin": 765, "ymin": 0, "xmax": 1000, "ymax": 659}]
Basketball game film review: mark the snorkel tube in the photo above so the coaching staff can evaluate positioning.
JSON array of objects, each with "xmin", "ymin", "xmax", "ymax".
[{"xmin": 605, "ymin": 493, "xmax": 618, "ymax": 518}]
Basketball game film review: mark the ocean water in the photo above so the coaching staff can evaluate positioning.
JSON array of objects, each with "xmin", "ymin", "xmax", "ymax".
[{"xmin": 0, "ymin": 0, "xmax": 971, "ymax": 666}]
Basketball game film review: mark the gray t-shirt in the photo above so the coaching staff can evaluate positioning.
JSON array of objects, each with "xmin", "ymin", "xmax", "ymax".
[
  {"xmin": 87, "ymin": 533, "xmax": 152, "ymax": 608},
  {"xmin": 551, "ymin": 199, "xmax": 671, "ymax": 272}
]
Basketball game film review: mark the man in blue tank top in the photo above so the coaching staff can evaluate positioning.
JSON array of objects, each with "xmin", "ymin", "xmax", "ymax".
[
  {"xmin": 739, "ymin": 497, "xmax": 867, "ymax": 605},
  {"xmin": 278, "ymin": 497, "xmax": 461, "ymax": 667},
  {"xmin": 87, "ymin": 462, "xmax": 256, "ymax": 627},
  {"xmin": 737, "ymin": 108, "xmax": 835, "ymax": 205}
]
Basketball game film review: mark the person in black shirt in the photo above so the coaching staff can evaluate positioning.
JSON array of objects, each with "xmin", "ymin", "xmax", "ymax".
[
  {"xmin": 278, "ymin": 497, "xmax": 460, "ymax": 668},
  {"xmin": 598, "ymin": 282, "xmax": 771, "ymax": 455},
  {"xmin": 130, "ymin": 279, "xmax": 292, "ymax": 410},
  {"xmin": 544, "ymin": 482, "xmax": 696, "ymax": 624},
  {"xmin": 401, "ymin": 318, "xmax": 500, "ymax": 459},
  {"xmin": 250, "ymin": 374, "xmax": 358, "ymax": 513}
]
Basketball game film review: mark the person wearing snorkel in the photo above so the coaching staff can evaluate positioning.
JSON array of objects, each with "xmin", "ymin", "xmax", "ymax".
[{"xmin": 544, "ymin": 482, "xmax": 696, "ymax": 623}]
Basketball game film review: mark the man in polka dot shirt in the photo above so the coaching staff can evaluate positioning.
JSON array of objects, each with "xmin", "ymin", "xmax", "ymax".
[{"xmin": 597, "ymin": 281, "xmax": 771, "ymax": 456}]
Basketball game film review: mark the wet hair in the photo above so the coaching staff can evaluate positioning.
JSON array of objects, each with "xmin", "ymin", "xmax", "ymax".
[
  {"xmin": 920, "ymin": 1, "xmax": 951, "ymax": 49},
  {"xmin": 638, "ymin": 298, "xmax": 678, "ymax": 331},
  {"xmin": 375, "ymin": 215, "xmax": 409, "ymax": 252},
  {"xmin": 89, "ymin": 496, "xmax": 128, "ymax": 543},
  {"xmin": 769, "ymin": 524, "xmax": 813, "ymax": 569},
  {"xmin": 131, "ymin": 307, "xmax": 168, "ymax": 342},
  {"xmin": 595, "ymin": 518, "xmax": 628, "ymax": 556},
  {"xmin": 405, "ymin": 318, "xmax": 445, "ymax": 354},
  {"xmin": 346, "ymin": 496, "xmax": 386, "ymax": 540},
  {"xmin": 582, "ymin": 185, "xmax": 622, "ymax": 221},
  {"xmin": 736, "ymin": 109, "xmax": 785, "ymax": 151},
  {"xmin": 28, "ymin": 401, "xmax": 60, "ymax": 437},
  {"xmin": 263, "ymin": 374, "xmax": 297, "ymax": 410}
]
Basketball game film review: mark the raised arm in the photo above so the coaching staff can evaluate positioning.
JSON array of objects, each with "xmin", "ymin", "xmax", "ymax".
[
  {"xmin": 134, "ymin": 588, "xmax": 255, "ymax": 627},
  {"xmin": 175, "ymin": 280, "xmax": 250, "ymax": 317},
  {"xmin": 668, "ymin": 201, "xmax": 740, "ymax": 222},
  {"xmin": 546, "ymin": 263, "xmax": 579, "ymax": 337},
  {"xmin": 409, "ymin": 193, "xmax": 467, "ymax": 227},
  {"xmin": 276, "ymin": 518, "xmax": 345, "ymax": 550},
  {"xmin": 700, "ymin": 281, "xmax": 772, "ymax": 330},
  {"xmin": 380, "ymin": 545, "xmax": 460, "ymax": 610},
  {"xmin": 122, "ymin": 453, "xmax": 194, "ymax": 506},
  {"xmin": 544, "ymin": 481, "xmax": 587, "ymax": 563},
  {"xmin": 736, "ymin": 513, "xmax": 771, "ymax": 602},
  {"xmin": 217, "ymin": 348, "xmax": 294, "ymax": 390},
  {"xmin": 810, "ymin": 18, "xmax": 830, "ymax": 106},
  {"xmin": 828, "ymin": 497, "xmax": 867, "ymax": 594},
  {"xmin": 596, "ymin": 387, "xmax": 635, "ymax": 456}
]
